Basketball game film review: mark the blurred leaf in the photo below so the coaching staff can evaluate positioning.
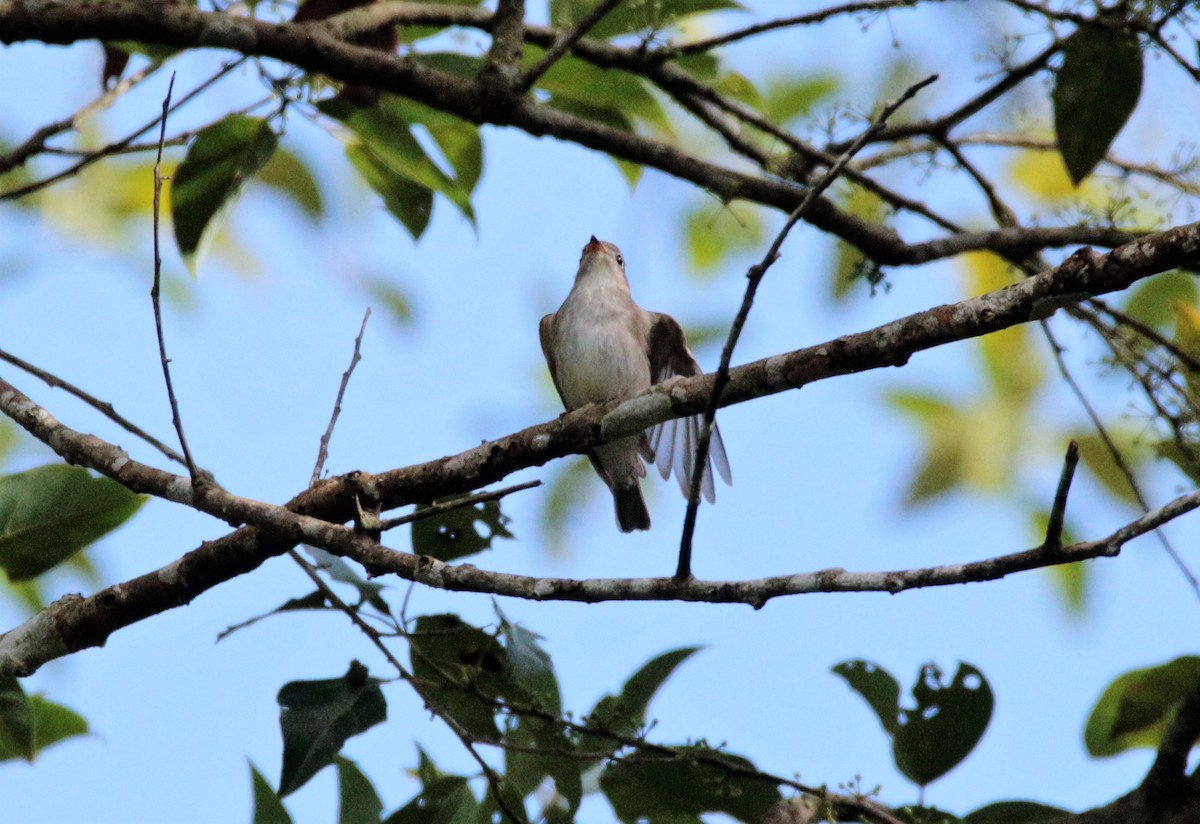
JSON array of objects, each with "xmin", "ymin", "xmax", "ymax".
[
  {"xmin": 832, "ymin": 659, "xmax": 901, "ymax": 736},
  {"xmin": 1084, "ymin": 655, "xmax": 1200, "ymax": 757},
  {"xmin": 336, "ymin": 756, "xmax": 384, "ymax": 824},
  {"xmin": 1052, "ymin": 26, "xmax": 1143, "ymax": 185},
  {"xmin": 251, "ymin": 762, "xmax": 294, "ymax": 824},
  {"xmin": 0, "ymin": 464, "xmax": 145, "ymax": 582},
  {"xmin": 962, "ymin": 252, "xmax": 1042, "ymax": 401},
  {"xmin": 713, "ymin": 70, "xmax": 764, "ymax": 110},
  {"xmin": 836, "ymin": 661, "xmax": 993, "ymax": 788},
  {"xmin": 384, "ymin": 776, "xmax": 478, "ymax": 824},
  {"xmin": 377, "ymin": 97, "xmax": 483, "ymax": 195},
  {"xmin": 763, "ymin": 74, "xmax": 839, "ymax": 124},
  {"xmin": 409, "ymin": 614, "xmax": 508, "ymax": 742},
  {"xmin": 888, "ymin": 391, "xmax": 967, "ymax": 504},
  {"xmin": 171, "ymin": 115, "xmax": 278, "ymax": 265},
  {"xmin": 1071, "ymin": 431, "xmax": 1143, "ymax": 507},
  {"xmin": 217, "ymin": 591, "xmax": 330, "ymax": 642},
  {"xmin": 1122, "ymin": 271, "xmax": 1198, "ymax": 330},
  {"xmin": 0, "ymin": 680, "xmax": 88, "ymax": 763},
  {"xmin": 584, "ymin": 647, "xmax": 701, "ymax": 758},
  {"xmin": 962, "ymin": 801, "xmax": 1070, "ymax": 823},
  {"xmin": 1007, "ymin": 149, "xmax": 1089, "ymax": 205},
  {"xmin": 614, "ymin": 158, "xmax": 645, "ymax": 189},
  {"xmin": 541, "ymin": 456, "xmax": 597, "ymax": 553},
  {"xmin": 1158, "ymin": 436, "xmax": 1200, "ymax": 485},
  {"xmin": 277, "ymin": 661, "xmax": 387, "ymax": 796},
  {"xmin": 410, "ymin": 499, "xmax": 514, "ymax": 562},
  {"xmin": 683, "ymin": 199, "xmax": 765, "ymax": 275},
  {"xmin": 532, "ymin": 52, "xmax": 671, "ymax": 136},
  {"xmin": 831, "ymin": 187, "xmax": 887, "ymax": 299},
  {"xmin": 256, "ymin": 147, "xmax": 324, "ymax": 218},
  {"xmin": 600, "ymin": 747, "xmax": 781, "ymax": 824},
  {"xmin": 363, "ymin": 276, "xmax": 415, "ymax": 326},
  {"xmin": 1029, "ymin": 506, "xmax": 1084, "ymax": 615},
  {"xmin": 551, "ymin": 0, "xmax": 742, "ymax": 39},
  {"xmin": 304, "ymin": 546, "xmax": 390, "ymax": 612},
  {"xmin": 506, "ymin": 715, "xmax": 581, "ymax": 819}
]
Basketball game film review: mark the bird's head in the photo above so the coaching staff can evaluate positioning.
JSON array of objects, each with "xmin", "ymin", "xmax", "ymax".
[{"xmin": 577, "ymin": 235, "xmax": 628, "ymax": 287}]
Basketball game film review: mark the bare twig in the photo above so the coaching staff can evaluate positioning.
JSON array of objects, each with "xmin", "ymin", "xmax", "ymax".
[
  {"xmin": 379, "ymin": 480, "xmax": 541, "ymax": 531},
  {"xmin": 1041, "ymin": 320, "xmax": 1200, "ymax": 599},
  {"xmin": 515, "ymin": 0, "xmax": 624, "ymax": 93},
  {"xmin": 0, "ymin": 346, "xmax": 187, "ymax": 467},
  {"xmin": 150, "ymin": 74, "xmax": 201, "ymax": 484},
  {"xmin": 1043, "ymin": 440, "xmax": 1080, "ymax": 550},
  {"xmin": 311, "ymin": 308, "xmax": 372, "ymax": 486},
  {"xmin": 675, "ymin": 73, "xmax": 938, "ymax": 580}
]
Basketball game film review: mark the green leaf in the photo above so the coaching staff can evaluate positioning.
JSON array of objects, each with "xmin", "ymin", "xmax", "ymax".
[
  {"xmin": 888, "ymin": 391, "xmax": 967, "ymax": 504},
  {"xmin": 540, "ymin": 456, "xmax": 597, "ymax": 553},
  {"xmin": 505, "ymin": 715, "xmax": 581, "ymax": 818},
  {"xmin": 1071, "ymin": 431, "xmax": 1144, "ymax": 507},
  {"xmin": 550, "ymin": 0, "xmax": 742, "ymax": 39},
  {"xmin": 410, "ymin": 499, "xmax": 514, "ymax": 562},
  {"xmin": 893, "ymin": 806, "xmax": 962, "ymax": 824},
  {"xmin": 763, "ymin": 74, "xmax": 839, "ymax": 124},
  {"xmin": 1052, "ymin": 26, "xmax": 1143, "ymax": 185},
  {"xmin": 0, "ymin": 677, "xmax": 32, "ymax": 761},
  {"xmin": 346, "ymin": 144, "xmax": 434, "ymax": 238},
  {"xmin": 831, "ymin": 187, "xmax": 887, "ymax": 300},
  {"xmin": 496, "ymin": 605, "xmax": 561, "ymax": 715},
  {"xmin": 683, "ymin": 200, "xmax": 765, "ymax": 275},
  {"xmin": 250, "ymin": 762, "xmax": 294, "ymax": 824},
  {"xmin": 1084, "ymin": 655, "xmax": 1200, "ymax": 757},
  {"xmin": 320, "ymin": 98, "xmax": 475, "ymax": 233},
  {"xmin": 962, "ymin": 801, "xmax": 1070, "ymax": 823},
  {"xmin": 383, "ymin": 776, "xmax": 478, "ymax": 824},
  {"xmin": 0, "ymin": 681, "xmax": 88, "ymax": 763},
  {"xmin": 832, "ymin": 659, "xmax": 901, "ymax": 736},
  {"xmin": 378, "ymin": 97, "xmax": 483, "ymax": 195},
  {"xmin": 0, "ymin": 464, "xmax": 146, "ymax": 582},
  {"xmin": 256, "ymin": 147, "xmax": 324, "ymax": 218},
  {"xmin": 892, "ymin": 663, "xmax": 994, "ymax": 787},
  {"xmin": 362, "ymin": 276, "xmax": 416, "ymax": 327},
  {"xmin": 409, "ymin": 614, "xmax": 508, "ymax": 742},
  {"xmin": 584, "ymin": 647, "xmax": 701, "ymax": 757},
  {"xmin": 171, "ymin": 115, "xmax": 278, "ymax": 263},
  {"xmin": 531, "ymin": 53, "xmax": 670, "ymax": 135},
  {"xmin": 277, "ymin": 661, "xmax": 388, "ymax": 796},
  {"xmin": 600, "ymin": 747, "xmax": 781, "ymax": 824},
  {"xmin": 336, "ymin": 756, "xmax": 384, "ymax": 824},
  {"xmin": 1122, "ymin": 271, "xmax": 1199, "ymax": 330}
]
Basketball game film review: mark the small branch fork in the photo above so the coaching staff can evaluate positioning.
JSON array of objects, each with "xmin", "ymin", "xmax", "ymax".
[
  {"xmin": 310, "ymin": 307, "xmax": 372, "ymax": 486},
  {"xmin": 675, "ymin": 73, "xmax": 939, "ymax": 581}
]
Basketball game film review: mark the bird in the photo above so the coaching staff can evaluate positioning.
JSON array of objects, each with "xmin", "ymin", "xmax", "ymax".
[{"xmin": 539, "ymin": 236, "xmax": 732, "ymax": 532}]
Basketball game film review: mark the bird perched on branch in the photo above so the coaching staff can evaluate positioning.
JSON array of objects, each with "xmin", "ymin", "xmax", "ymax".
[{"xmin": 540, "ymin": 236, "xmax": 732, "ymax": 532}]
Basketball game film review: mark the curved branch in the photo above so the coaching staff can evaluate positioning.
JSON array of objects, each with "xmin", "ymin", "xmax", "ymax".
[{"xmin": 2, "ymin": 220, "xmax": 1198, "ymax": 677}]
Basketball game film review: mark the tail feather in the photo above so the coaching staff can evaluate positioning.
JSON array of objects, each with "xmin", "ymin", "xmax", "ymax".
[{"xmin": 614, "ymin": 485, "xmax": 651, "ymax": 532}]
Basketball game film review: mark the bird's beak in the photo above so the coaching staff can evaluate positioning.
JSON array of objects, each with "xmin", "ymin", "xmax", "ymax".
[{"xmin": 584, "ymin": 235, "xmax": 604, "ymax": 255}]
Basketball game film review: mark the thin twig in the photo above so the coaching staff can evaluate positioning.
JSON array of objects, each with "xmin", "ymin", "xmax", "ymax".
[
  {"xmin": 1043, "ymin": 440, "xmax": 1080, "ymax": 550},
  {"xmin": 1041, "ymin": 320, "xmax": 1200, "ymax": 599},
  {"xmin": 675, "ymin": 74, "xmax": 938, "ymax": 580},
  {"xmin": 150, "ymin": 73, "xmax": 201, "ymax": 485},
  {"xmin": 379, "ymin": 480, "xmax": 541, "ymax": 531},
  {"xmin": 515, "ymin": 0, "xmax": 624, "ymax": 93},
  {"xmin": 0, "ymin": 346, "xmax": 187, "ymax": 467},
  {"xmin": 311, "ymin": 308, "xmax": 372, "ymax": 486}
]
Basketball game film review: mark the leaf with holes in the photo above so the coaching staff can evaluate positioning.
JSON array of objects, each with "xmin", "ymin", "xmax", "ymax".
[
  {"xmin": 0, "ymin": 464, "xmax": 145, "ymax": 582},
  {"xmin": 410, "ymin": 499, "xmax": 513, "ymax": 562},
  {"xmin": 893, "ymin": 663, "xmax": 994, "ymax": 786}
]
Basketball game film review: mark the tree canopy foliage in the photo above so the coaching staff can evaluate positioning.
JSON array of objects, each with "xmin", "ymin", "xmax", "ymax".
[{"xmin": 1, "ymin": 0, "xmax": 1200, "ymax": 822}]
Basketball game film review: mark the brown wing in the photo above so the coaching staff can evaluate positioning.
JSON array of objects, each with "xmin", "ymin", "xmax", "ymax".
[
  {"xmin": 539, "ymin": 313, "xmax": 568, "ymax": 406},
  {"xmin": 645, "ymin": 313, "xmax": 732, "ymax": 502}
]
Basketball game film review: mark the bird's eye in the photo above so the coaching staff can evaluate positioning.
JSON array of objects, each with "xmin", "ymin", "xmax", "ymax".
[{"xmin": 615, "ymin": 254, "xmax": 624, "ymax": 267}]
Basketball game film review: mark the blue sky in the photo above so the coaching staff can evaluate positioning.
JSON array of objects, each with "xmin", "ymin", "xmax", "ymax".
[{"xmin": 1, "ymin": 3, "xmax": 1197, "ymax": 822}]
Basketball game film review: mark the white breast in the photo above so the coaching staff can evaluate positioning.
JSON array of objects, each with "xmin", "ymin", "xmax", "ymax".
[{"xmin": 552, "ymin": 281, "xmax": 650, "ymax": 409}]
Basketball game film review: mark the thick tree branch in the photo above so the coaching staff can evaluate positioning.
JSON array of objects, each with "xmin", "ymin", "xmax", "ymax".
[{"xmin": 2, "ymin": 221, "xmax": 1199, "ymax": 677}]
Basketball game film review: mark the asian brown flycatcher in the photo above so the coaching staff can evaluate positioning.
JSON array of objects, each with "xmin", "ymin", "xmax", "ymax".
[{"xmin": 540, "ymin": 236, "xmax": 732, "ymax": 532}]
